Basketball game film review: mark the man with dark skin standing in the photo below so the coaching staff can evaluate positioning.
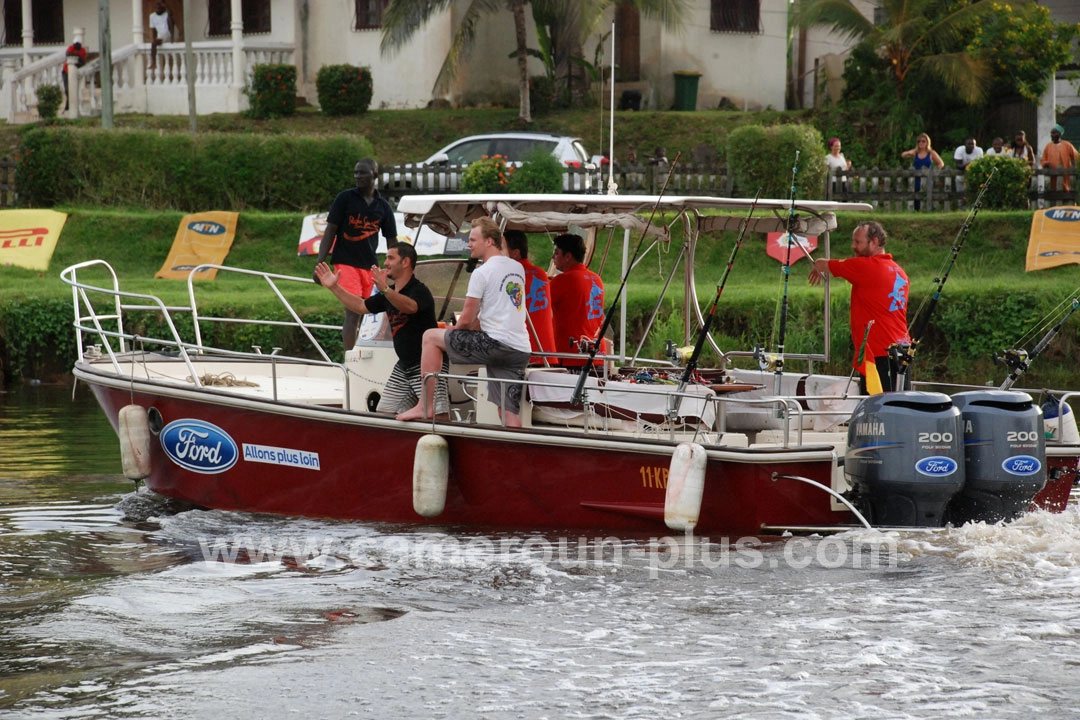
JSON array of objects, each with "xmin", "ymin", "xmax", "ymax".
[
  {"xmin": 809, "ymin": 221, "xmax": 909, "ymax": 393},
  {"xmin": 315, "ymin": 242, "xmax": 448, "ymax": 416},
  {"xmin": 314, "ymin": 158, "xmax": 397, "ymax": 351}
]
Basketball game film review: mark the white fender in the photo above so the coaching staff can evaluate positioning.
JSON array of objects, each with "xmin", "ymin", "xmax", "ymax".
[
  {"xmin": 665, "ymin": 442, "xmax": 707, "ymax": 532},
  {"xmin": 118, "ymin": 404, "xmax": 152, "ymax": 480},
  {"xmin": 413, "ymin": 434, "xmax": 449, "ymax": 517}
]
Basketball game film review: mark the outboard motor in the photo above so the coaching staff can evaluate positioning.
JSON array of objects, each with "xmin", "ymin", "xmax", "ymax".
[
  {"xmin": 845, "ymin": 391, "xmax": 964, "ymax": 527},
  {"xmin": 948, "ymin": 390, "xmax": 1046, "ymax": 525}
]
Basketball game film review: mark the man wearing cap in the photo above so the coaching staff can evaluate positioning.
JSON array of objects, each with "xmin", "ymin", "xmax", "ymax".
[{"xmin": 1041, "ymin": 124, "xmax": 1078, "ymax": 200}]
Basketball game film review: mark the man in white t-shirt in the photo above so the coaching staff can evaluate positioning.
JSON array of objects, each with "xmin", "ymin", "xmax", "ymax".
[
  {"xmin": 397, "ymin": 216, "xmax": 532, "ymax": 426},
  {"xmin": 149, "ymin": 2, "xmax": 174, "ymax": 70},
  {"xmin": 953, "ymin": 138, "xmax": 983, "ymax": 170}
]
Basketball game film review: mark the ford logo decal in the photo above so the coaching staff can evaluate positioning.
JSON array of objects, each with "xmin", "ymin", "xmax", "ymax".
[
  {"xmin": 160, "ymin": 419, "xmax": 239, "ymax": 474},
  {"xmin": 187, "ymin": 221, "xmax": 226, "ymax": 235},
  {"xmin": 1002, "ymin": 455, "xmax": 1042, "ymax": 476},
  {"xmin": 914, "ymin": 456, "xmax": 958, "ymax": 477}
]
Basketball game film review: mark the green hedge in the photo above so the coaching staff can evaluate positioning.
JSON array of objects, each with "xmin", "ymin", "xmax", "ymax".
[
  {"xmin": 17, "ymin": 127, "xmax": 374, "ymax": 211},
  {"xmin": 316, "ymin": 64, "xmax": 374, "ymax": 116},
  {"xmin": 727, "ymin": 124, "xmax": 827, "ymax": 200},
  {"xmin": 244, "ymin": 63, "xmax": 297, "ymax": 119}
]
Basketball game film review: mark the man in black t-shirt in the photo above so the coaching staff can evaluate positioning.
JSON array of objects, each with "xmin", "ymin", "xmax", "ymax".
[
  {"xmin": 314, "ymin": 158, "xmax": 397, "ymax": 351},
  {"xmin": 315, "ymin": 242, "xmax": 449, "ymax": 416}
]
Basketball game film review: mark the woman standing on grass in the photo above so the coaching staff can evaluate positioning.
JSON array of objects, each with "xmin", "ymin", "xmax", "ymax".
[{"xmin": 901, "ymin": 133, "xmax": 944, "ymax": 210}]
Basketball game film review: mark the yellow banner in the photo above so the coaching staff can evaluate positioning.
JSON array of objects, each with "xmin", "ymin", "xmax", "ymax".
[
  {"xmin": 155, "ymin": 211, "xmax": 240, "ymax": 280},
  {"xmin": 1026, "ymin": 206, "xmax": 1080, "ymax": 272},
  {"xmin": 0, "ymin": 209, "xmax": 67, "ymax": 271}
]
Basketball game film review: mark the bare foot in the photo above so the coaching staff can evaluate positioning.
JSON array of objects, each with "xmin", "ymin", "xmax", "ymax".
[{"xmin": 396, "ymin": 405, "xmax": 429, "ymax": 422}]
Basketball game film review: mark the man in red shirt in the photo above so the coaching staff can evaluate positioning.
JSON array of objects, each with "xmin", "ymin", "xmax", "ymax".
[
  {"xmin": 809, "ymin": 221, "xmax": 909, "ymax": 393},
  {"xmin": 505, "ymin": 230, "xmax": 556, "ymax": 365},
  {"xmin": 62, "ymin": 41, "xmax": 87, "ymax": 110},
  {"xmin": 550, "ymin": 233, "xmax": 605, "ymax": 369}
]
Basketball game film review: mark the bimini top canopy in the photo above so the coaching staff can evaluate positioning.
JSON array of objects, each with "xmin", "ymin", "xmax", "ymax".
[{"xmin": 395, "ymin": 193, "xmax": 874, "ymax": 239}]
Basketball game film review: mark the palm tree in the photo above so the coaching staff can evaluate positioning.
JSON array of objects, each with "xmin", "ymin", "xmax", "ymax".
[
  {"xmin": 795, "ymin": 0, "xmax": 996, "ymax": 105},
  {"xmin": 381, "ymin": 0, "xmax": 535, "ymax": 123}
]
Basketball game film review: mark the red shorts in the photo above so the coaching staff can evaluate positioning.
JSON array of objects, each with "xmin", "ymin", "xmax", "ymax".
[{"xmin": 335, "ymin": 265, "xmax": 374, "ymax": 298}]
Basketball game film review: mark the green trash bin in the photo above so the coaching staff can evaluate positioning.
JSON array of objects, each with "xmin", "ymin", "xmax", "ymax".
[{"xmin": 673, "ymin": 71, "xmax": 701, "ymax": 111}]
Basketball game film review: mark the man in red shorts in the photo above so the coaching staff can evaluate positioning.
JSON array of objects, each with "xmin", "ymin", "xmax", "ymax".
[{"xmin": 314, "ymin": 158, "xmax": 397, "ymax": 351}]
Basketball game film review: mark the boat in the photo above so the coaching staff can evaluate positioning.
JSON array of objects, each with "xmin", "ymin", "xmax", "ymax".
[{"xmin": 62, "ymin": 193, "xmax": 1080, "ymax": 536}]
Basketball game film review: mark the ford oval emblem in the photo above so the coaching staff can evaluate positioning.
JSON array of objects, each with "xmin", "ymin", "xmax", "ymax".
[
  {"xmin": 187, "ymin": 221, "xmax": 226, "ymax": 235},
  {"xmin": 914, "ymin": 455, "xmax": 958, "ymax": 477},
  {"xmin": 1002, "ymin": 455, "xmax": 1042, "ymax": 476},
  {"xmin": 160, "ymin": 419, "xmax": 239, "ymax": 474}
]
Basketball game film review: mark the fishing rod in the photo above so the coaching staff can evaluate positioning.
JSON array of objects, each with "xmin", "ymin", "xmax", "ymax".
[
  {"xmin": 570, "ymin": 152, "xmax": 682, "ymax": 407},
  {"xmin": 773, "ymin": 150, "xmax": 800, "ymax": 395},
  {"xmin": 998, "ymin": 295, "xmax": 1080, "ymax": 390},
  {"xmin": 668, "ymin": 190, "xmax": 762, "ymax": 417},
  {"xmin": 892, "ymin": 166, "xmax": 998, "ymax": 386}
]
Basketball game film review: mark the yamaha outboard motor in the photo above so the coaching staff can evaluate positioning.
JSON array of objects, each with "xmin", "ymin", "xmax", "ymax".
[
  {"xmin": 948, "ymin": 390, "xmax": 1046, "ymax": 525},
  {"xmin": 846, "ymin": 391, "xmax": 964, "ymax": 527}
]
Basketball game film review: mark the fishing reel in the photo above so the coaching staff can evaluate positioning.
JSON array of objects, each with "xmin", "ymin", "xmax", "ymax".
[
  {"xmin": 888, "ymin": 341, "xmax": 915, "ymax": 368},
  {"xmin": 752, "ymin": 344, "xmax": 778, "ymax": 372},
  {"xmin": 665, "ymin": 340, "xmax": 694, "ymax": 366},
  {"xmin": 995, "ymin": 348, "xmax": 1029, "ymax": 372}
]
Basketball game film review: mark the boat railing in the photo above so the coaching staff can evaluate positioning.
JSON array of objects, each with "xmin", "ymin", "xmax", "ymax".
[
  {"xmin": 184, "ymin": 263, "xmax": 339, "ymax": 365},
  {"xmin": 61, "ymin": 260, "xmax": 352, "ymax": 406},
  {"xmin": 420, "ymin": 368, "xmax": 858, "ymax": 447},
  {"xmin": 62, "ymin": 260, "xmax": 204, "ymax": 382}
]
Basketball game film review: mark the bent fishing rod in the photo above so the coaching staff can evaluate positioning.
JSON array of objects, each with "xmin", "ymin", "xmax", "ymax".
[
  {"xmin": 998, "ymin": 294, "xmax": 1080, "ymax": 390},
  {"xmin": 893, "ymin": 166, "xmax": 998, "ymax": 384},
  {"xmin": 668, "ymin": 190, "xmax": 762, "ymax": 417},
  {"xmin": 773, "ymin": 150, "xmax": 800, "ymax": 394},
  {"xmin": 570, "ymin": 152, "xmax": 682, "ymax": 407}
]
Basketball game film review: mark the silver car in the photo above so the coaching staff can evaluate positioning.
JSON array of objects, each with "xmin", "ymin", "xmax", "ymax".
[{"xmin": 382, "ymin": 132, "xmax": 594, "ymax": 192}]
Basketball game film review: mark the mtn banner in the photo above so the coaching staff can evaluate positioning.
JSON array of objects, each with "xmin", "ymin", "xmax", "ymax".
[
  {"xmin": 0, "ymin": 209, "xmax": 67, "ymax": 271},
  {"xmin": 1026, "ymin": 206, "xmax": 1080, "ymax": 272},
  {"xmin": 155, "ymin": 211, "xmax": 239, "ymax": 280}
]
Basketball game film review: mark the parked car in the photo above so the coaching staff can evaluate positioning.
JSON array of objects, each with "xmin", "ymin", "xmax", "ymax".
[{"xmin": 382, "ymin": 132, "xmax": 595, "ymax": 193}]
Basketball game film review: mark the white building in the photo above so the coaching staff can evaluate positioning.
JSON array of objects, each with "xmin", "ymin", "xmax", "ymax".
[{"xmin": 1, "ymin": 0, "xmax": 798, "ymax": 121}]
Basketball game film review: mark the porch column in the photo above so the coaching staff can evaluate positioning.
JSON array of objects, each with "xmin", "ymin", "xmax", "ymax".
[
  {"xmin": 20, "ymin": 0, "xmax": 32, "ymax": 64},
  {"xmin": 231, "ymin": 0, "xmax": 243, "ymax": 87},
  {"xmin": 132, "ymin": 0, "xmax": 145, "ymax": 87}
]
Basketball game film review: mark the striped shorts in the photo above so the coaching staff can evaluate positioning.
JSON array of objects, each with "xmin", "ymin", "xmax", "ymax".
[{"xmin": 376, "ymin": 360, "xmax": 450, "ymax": 416}]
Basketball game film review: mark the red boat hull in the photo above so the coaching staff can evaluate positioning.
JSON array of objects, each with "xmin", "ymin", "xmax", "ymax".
[{"xmin": 90, "ymin": 383, "xmax": 849, "ymax": 536}]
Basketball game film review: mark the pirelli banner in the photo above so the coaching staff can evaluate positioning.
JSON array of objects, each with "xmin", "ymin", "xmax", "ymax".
[
  {"xmin": 155, "ymin": 211, "xmax": 240, "ymax": 280},
  {"xmin": 0, "ymin": 209, "xmax": 67, "ymax": 271},
  {"xmin": 1026, "ymin": 206, "xmax": 1080, "ymax": 272}
]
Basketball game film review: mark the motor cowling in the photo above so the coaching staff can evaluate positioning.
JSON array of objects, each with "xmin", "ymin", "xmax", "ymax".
[
  {"xmin": 846, "ymin": 391, "xmax": 964, "ymax": 527},
  {"xmin": 948, "ymin": 390, "xmax": 1046, "ymax": 525}
]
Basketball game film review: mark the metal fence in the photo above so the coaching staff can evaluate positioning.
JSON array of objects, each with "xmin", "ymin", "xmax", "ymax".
[
  {"xmin": 0, "ymin": 158, "xmax": 16, "ymax": 207},
  {"xmin": 380, "ymin": 162, "xmax": 1079, "ymax": 211}
]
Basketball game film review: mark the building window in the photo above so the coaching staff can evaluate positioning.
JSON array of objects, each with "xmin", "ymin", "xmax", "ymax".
[
  {"xmin": 355, "ymin": 0, "xmax": 389, "ymax": 30},
  {"xmin": 208, "ymin": 0, "xmax": 271, "ymax": 37},
  {"xmin": 710, "ymin": 0, "xmax": 761, "ymax": 34},
  {"xmin": 873, "ymin": 6, "xmax": 888, "ymax": 25},
  {"xmin": 4, "ymin": 0, "xmax": 65, "ymax": 46}
]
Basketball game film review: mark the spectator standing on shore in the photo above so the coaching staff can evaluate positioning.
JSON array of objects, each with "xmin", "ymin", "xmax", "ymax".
[
  {"xmin": 1041, "ymin": 124, "xmax": 1079, "ymax": 198},
  {"xmin": 1009, "ymin": 131, "xmax": 1036, "ymax": 168},
  {"xmin": 149, "ymin": 2, "xmax": 174, "ymax": 71},
  {"xmin": 953, "ymin": 138, "xmax": 983, "ymax": 171},
  {"xmin": 901, "ymin": 133, "xmax": 943, "ymax": 210},
  {"xmin": 825, "ymin": 137, "xmax": 852, "ymax": 193},
  {"xmin": 985, "ymin": 137, "xmax": 1006, "ymax": 156}
]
